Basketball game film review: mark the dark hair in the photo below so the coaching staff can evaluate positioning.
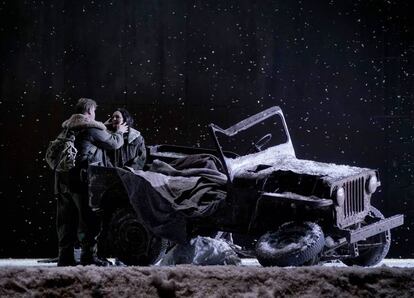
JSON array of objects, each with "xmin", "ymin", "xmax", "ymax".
[
  {"xmin": 115, "ymin": 108, "xmax": 134, "ymax": 127},
  {"xmin": 76, "ymin": 98, "xmax": 97, "ymax": 114}
]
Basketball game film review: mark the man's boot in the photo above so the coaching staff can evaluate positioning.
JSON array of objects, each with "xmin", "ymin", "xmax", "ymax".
[
  {"xmin": 57, "ymin": 247, "xmax": 77, "ymax": 267},
  {"xmin": 80, "ymin": 246, "xmax": 112, "ymax": 266},
  {"xmin": 80, "ymin": 246, "xmax": 93, "ymax": 265}
]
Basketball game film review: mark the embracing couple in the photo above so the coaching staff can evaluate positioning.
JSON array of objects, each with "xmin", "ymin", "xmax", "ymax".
[{"xmin": 54, "ymin": 98, "xmax": 145, "ymax": 266}]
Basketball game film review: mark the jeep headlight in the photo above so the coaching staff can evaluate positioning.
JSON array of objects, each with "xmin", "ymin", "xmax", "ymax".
[
  {"xmin": 336, "ymin": 187, "xmax": 345, "ymax": 205},
  {"xmin": 366, "ymin": 175, "xmax": 379, "ymax": 194}
]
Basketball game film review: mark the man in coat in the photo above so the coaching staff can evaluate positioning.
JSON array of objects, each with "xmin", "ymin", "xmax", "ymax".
[{"xmin": 56, "ymin": 98, "xmax": 127, "ymax": 266}]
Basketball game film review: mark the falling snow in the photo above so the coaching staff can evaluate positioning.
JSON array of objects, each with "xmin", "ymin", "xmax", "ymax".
[{"xmin": 0, "ymin": 0, "xmax": 412, "ymax": 259}]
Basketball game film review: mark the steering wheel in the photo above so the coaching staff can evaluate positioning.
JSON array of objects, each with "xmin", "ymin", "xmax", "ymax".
[{"xmin": 246, "ymin": 133, "xmax": 272, "ymax": 154}]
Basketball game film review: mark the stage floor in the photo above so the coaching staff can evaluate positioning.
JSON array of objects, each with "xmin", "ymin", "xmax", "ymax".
[{"xmin": 0, "ymin": 258, "xmax": 413, "ymax": 267}]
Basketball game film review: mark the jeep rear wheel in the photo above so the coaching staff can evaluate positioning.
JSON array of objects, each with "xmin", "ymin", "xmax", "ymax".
[
  {"xmin": 255, "ymin": 221, "xmax": 325, "ymax": 267},
  {"xmin": 342, "ymin": 206, "xmax": 391, "ymax": 267},
  {"xmin": 107, "ymin": 208, "xmax": 166, "ymax": 266}
]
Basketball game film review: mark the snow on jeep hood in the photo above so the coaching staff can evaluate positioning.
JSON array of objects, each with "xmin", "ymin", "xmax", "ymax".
[{"xmin": 226, "ymin": 145, "xmax": 372, "ymax": 182}]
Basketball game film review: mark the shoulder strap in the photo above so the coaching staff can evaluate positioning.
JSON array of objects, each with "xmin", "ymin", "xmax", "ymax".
[{"xmin": 53, "ymin": 128, "xmax": 77, "ymax": 172}]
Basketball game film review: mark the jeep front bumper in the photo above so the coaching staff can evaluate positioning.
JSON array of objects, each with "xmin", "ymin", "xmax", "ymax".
[{"xmin": 347, "ymin": 214, "xmax": 404, "ymax": 243}]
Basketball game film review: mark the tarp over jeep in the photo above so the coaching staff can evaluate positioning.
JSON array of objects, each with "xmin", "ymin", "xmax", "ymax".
[{"xmin": 113, "ymin": 154, "xmax": 227, "ymax": 243}]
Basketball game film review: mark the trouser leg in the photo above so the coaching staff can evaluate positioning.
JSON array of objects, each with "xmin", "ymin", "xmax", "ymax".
[
  {"xmin": 72, "ymin": 192, "xmax": 99, "ymax": 250},
  {"xmin": 95, "ymin": 208, "xmax": 110, "ymax": 258},
  {"xmin": 56, "ymin": 192, "xmax": 77, "ymax": 265},
  {"xmin": 72, "ymin": 191, "xmax": 110, "ymax": 265}
]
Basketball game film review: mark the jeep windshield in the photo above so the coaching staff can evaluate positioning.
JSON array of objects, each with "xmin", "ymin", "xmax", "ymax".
[{"xmin": 209, "ymin": 106, "xmax": 295, "ymax": 180}]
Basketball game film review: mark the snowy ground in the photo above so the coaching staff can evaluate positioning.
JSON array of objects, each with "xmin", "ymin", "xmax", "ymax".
[
  {"xmin": 1, "ymin": 259, "xmax": 413, "ymax": 297},
  {"xmin": 0, "ymin": 258, "xmax": 413, "ymax": 267}
]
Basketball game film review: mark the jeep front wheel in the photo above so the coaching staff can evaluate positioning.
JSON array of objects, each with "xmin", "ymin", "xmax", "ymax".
[
  {"xmin": 342, "ymin": 206, "xmax": 391, "ymax": 267},
  {"xmin": 255, "ymin": 221, "xmax": 325, "ymax": 267}
]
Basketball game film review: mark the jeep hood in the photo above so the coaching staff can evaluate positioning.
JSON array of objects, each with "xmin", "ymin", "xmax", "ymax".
[{"xmin": 226, "ymin": 145, "xmax": 372, "ymax": 183}]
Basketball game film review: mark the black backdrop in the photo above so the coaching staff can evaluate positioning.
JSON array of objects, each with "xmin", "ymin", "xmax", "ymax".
[{"xmin": 0, "ymin": 0, "xmax": 412, "ymax": 258}]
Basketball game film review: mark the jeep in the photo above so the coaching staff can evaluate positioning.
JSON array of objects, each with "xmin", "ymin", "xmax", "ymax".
[{"xmin": 88, "ymin": 106, "xmax": 403, "ymax": 267}]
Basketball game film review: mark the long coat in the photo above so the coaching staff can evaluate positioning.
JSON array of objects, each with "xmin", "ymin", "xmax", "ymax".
[
  {"xmin": 106, "ymin": 127, "xmax": 146, "ymax": 170},
  {"xmin": 55, "ymin": 113, "xmax": 124, "ymax": 194}
]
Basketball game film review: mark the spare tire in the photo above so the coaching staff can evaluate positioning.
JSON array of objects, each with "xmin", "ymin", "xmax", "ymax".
[
  {"xmin": 255, "ymin": 221, "xmax": 325, "ymax": 267},
  {"xmin": 107, "ymin": 208, "xmax": 166, "ymax": 265},
  {"xmin": 342, "ymin": 206, "xmax": 391, "ymax": 267}
]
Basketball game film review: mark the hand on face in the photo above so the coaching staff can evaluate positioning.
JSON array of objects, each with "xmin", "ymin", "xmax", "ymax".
[
  {"xmin": 117, "ymin": 122, "xmax": 128, "ymax": 134},
  {"xmin": 104, "ymin": 117, "xmax": 112, "ymax": 126}
]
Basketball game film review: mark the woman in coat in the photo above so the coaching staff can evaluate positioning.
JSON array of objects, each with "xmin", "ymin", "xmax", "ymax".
[
  {"xmin": 96, "ymin": 108, "xmax": 147, "ymax": 262},
  {"xmin": 106, "ymin": 108, "xmax": 146, "ymax": 170}
]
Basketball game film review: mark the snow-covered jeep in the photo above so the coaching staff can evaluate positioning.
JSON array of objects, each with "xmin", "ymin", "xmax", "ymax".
[{"xmin": 89, "ymin": 106, "xmax": 403, "ymax": 267}]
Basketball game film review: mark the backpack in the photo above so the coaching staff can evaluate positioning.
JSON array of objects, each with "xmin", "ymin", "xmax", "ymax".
[{"xmin": 45, "ymin": 128, "xmax": 78, "ymax": 172}]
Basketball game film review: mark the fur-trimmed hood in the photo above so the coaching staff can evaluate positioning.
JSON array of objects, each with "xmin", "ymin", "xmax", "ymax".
[{"xmin": 62, "ymin": 114, "xmax": 107, "ymax": 130}]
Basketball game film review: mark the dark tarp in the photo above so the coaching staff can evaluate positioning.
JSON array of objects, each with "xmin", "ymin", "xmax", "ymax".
[{"xmin": 115, "ymin": 154, "xmax": 228, "ymax": 243}]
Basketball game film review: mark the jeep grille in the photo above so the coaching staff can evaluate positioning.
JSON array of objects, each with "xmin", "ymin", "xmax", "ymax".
[
  {"xmin": 335, "ymin": 175, "xmax": 370, "ymax": 228},
  {"xmin": 343, "ymin": 177, "xmax": 365, "ymax": 217}
]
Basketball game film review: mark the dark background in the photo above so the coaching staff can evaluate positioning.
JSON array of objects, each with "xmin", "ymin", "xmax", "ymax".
[{"xmin": 0, "ymin": 0, "xmax": 412, "ymax": 258}]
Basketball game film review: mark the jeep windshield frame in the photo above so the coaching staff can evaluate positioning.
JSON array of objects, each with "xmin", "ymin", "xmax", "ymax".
[{"xmin": 209, "ymin": 106, "xmax": 295, "ymax": 181}]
